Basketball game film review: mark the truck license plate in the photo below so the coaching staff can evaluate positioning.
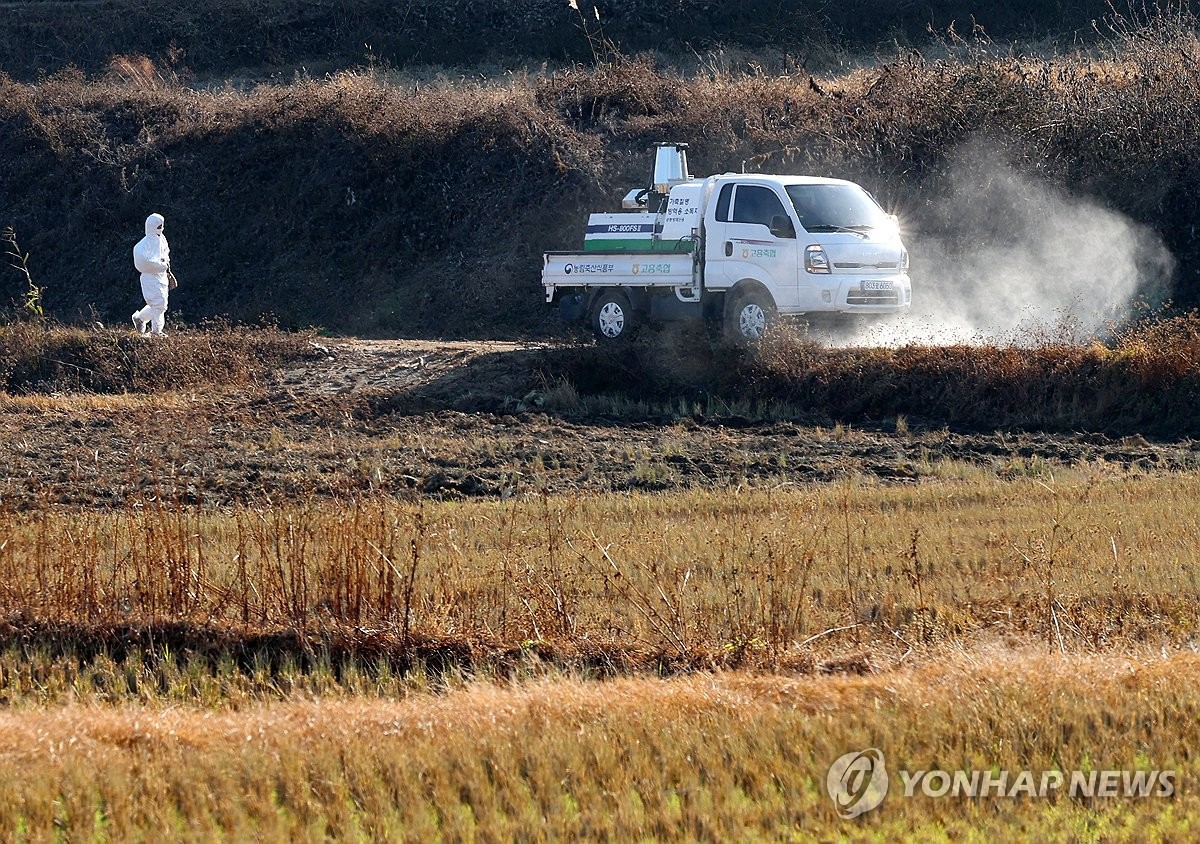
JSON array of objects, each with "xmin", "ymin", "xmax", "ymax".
[{"xmin": 862, "ymin": 280, "xmax": 894, "ymax": 291}]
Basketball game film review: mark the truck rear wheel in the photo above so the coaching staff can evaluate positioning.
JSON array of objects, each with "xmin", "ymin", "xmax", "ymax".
[
  {"xmin": 590, "ymin": 290, "xmax": 635, "ymax": 342},
  {"xmin": 725, "ymin": 290, "xmax": 775, "ymax": 343}
]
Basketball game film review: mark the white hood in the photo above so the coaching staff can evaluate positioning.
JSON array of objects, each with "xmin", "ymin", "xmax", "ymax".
[
  {"xmin": 133, "ymin": 213, "xmax": 170, "ymax": 278},
  {"xmin": 819, "ymin": 235, "xmax": 905, "ymax": 272}
]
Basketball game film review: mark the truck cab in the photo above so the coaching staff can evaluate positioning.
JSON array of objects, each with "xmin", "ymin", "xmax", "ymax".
[
  {"xmin": 542, "ymin": 144, "xmax": 912, "ymax": 342},
  {"xmin": 702, "ymin": 174, "xmax": 911, "ymax": 336}
]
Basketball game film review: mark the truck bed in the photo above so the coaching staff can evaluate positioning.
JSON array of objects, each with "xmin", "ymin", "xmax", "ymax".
[{"xmin": 542, "ymin": 251, "xmax": 696, "ymax": 302}]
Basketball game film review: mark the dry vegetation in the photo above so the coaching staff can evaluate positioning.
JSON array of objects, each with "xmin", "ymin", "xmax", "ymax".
[
  {"xmin": 0, "ymin": 653, "xmax": 1195, "ymax": 840},
  {"xmin": 0, "ymin": 0, "xmax": 1113, "ymax": 81},
  {"xmin": 0, "ymin": 324, "xmax": 1189, "ymax": 837},
  {"xmin": 5, "ymin": 3, "xmax": 1200, "ymax": 837},
  {"xmin": 515, "ymin": 310, "xmax": 1200, "ymax": 435},
  {"xmin": 3, "ymin": 323, "xmax": 1200, "ymax": 515},
  {"xmin": 0, "ymin": 321, "xmax": 315, "ymax": 393},
  {"xmin": 0, "ymin": 469, "xmax": 1198, "ymax": 684},
  {"xmin": 739, "ymin": 311, "xmax": 1200, "ymax": 434},
  {"xmin": 0, "ymin": 467, "xmax": 1197, "ymax": 836},
  {"xmin": 5, "ymin": 9, "xmax": 1200, "ymax": 335}
]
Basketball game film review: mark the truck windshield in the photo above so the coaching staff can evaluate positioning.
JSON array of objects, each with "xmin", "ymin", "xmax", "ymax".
[{"xmin": 785, "ymin": 184, "xmax": 890, "ymax": 233}]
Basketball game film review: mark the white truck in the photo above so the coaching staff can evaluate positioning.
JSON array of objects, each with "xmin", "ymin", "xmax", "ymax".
[{"xmin": 542, "ymin": 143, "xmax": 912, "ymax": 341}]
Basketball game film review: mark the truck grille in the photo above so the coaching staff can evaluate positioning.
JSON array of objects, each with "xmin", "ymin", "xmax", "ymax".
[
  {"xmin": 847, "ymin": 289, "xmax": 899, "ymax": 305},
  {"xmin": 834, "ymin": 261, "xmax": 899, "ymax": 270}
]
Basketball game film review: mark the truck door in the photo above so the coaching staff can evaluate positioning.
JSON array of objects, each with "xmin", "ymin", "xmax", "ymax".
[
  {"xmin": 707, "ymin": 183, "xmax": 802, "ymax": 309},
  {"xmin": 703, "ymin": 182, "xmax": 736, "ymax": 289}
]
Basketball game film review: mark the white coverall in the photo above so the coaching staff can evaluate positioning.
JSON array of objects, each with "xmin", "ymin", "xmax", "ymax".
[{"xmin": 132, "ymin": 212, "xmax": 171, "ymax": 335}]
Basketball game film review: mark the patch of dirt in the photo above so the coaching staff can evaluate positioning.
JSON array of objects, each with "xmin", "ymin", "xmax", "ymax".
[
  {"xmin": 1, "ymin": 338, "xmax": 1196, "ymax": 508},
  {"xmin": 273, "ymin": 338, "xmax": 545, "ymax": 398}
]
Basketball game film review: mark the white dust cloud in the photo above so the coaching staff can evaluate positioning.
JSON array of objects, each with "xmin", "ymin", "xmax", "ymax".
[{"xmin": 846, "ymin": 144, "xmax": 1174, "ymax": 347}]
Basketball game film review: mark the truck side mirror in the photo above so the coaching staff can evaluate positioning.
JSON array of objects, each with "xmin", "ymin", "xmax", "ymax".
[{"xmin": 770, "ymin": 215, "xmax": 796, "ymax": 239}]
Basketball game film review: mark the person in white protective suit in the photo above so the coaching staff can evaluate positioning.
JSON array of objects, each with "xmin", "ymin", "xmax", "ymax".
[{"xmin": 131, "ymin": 212, "xmax": 173, "ymax": 336}]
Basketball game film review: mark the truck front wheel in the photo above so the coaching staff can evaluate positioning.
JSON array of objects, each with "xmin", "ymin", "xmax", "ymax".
[
  {"xmin": 726, "ymin": 290, "xmax": 775, "ymax": 342},
  {"xmin": 590, "ymin": 290, "xmax": 635, "ymax": 342}
]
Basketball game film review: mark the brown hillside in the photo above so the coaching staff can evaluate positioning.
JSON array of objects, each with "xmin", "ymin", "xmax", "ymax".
[{"xmin": 2, "ymin": 12, "xmax": 1200, "ymax": 336}]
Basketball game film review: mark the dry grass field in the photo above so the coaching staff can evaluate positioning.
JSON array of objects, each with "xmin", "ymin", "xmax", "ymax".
[
  {"xmin": 0, "ymin": 467, "xmax": 1199, "ymax": 838},
  {"xmin": 0, "ymin": 653, "xmax": 1195, "ymax": 840},
  {"xmin": 2, "ymin": 462, "xmax": 1199, "ymax": 674},
  {"xmin": 0, "ymin": 326, "xmax": 1196, "ymax": 837},
  {"xmin": 7, "ymin": 3, "xmax": 1200, "ymax": 837}
]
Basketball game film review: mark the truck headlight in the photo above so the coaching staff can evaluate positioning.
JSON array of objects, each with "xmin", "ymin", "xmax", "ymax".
[
  {"xmin": 900, "ymin": 249, "xmax": 910, "ymax": 272},
  {"xmin": 805, "ymin": 244, "xmax": 831, "ymax": 274}
]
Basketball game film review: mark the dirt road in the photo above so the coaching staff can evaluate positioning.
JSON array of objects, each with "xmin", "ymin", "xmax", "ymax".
[{"xmin": 1, "ymin": 337, "xmax": 1194, "ymax": 508}]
